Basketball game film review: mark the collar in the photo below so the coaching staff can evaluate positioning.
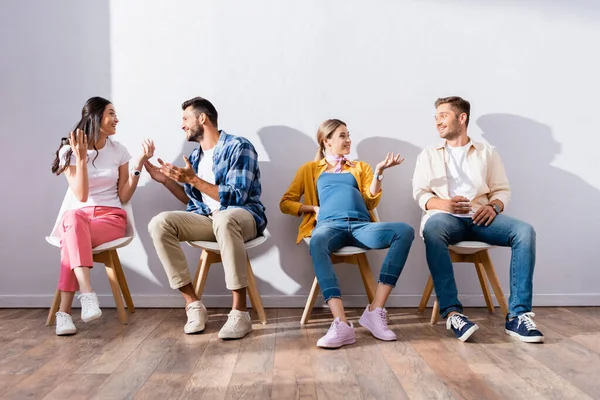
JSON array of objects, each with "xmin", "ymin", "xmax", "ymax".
[{"xmin": 435, "ymin": 138, "xmax": 483, "ymax": 151}]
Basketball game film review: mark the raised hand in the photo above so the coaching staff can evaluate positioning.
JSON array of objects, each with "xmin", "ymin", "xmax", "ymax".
[
  {"xmin": 69, "ymin": 129, "xmax": 88, "ymax": 160},
  {"xmin": 158, "ymin": 156, "xmax": 197, "ymax": 184},
  {"xmin": 375, "ymin": 152, "xmax": 404, "ymax": 173},
  {"xmin": 141, "ymin": 139, "xmax": 155, "ymax": 161},
  {"xmin": 144, "ymin": 160, "xmax": 168, "ymax": 184}
]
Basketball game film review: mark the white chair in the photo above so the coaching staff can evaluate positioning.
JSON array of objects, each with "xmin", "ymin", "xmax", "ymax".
[
  {"xmin": 187, "ymin": 235, "xmax": 268, "ymax": 324},
  {"xmin": 417, "ymin": 241, "xmax": 509, "ymax": 325},
  {"xmin": 45, "ymin": 190, "xmax": 136, "ymax": 326},
  {"xmin": 300, "ymin": 209, "xmax": 381, "ymax": 325}
]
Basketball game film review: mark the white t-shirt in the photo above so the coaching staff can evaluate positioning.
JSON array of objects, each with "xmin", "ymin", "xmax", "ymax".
[
  {"xmin": 196, "ymin": 147, "xmax": 221, "ymax": 213},
  {"xmin": 445, "ymin": 143, "xmax": 476, "ymax": 218},
  {"xmin": 59, "ymin": 139, "xmax": 131, "ymax": 209}
]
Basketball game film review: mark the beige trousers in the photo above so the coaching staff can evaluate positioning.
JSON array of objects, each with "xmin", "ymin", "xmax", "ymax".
[{"xmin": 148, "ymin": 208, "xmax": 257, "ymax": 290}]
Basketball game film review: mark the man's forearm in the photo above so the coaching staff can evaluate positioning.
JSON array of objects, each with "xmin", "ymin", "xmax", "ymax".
[
  {"xmin": 425, "ymin": 197, "xmax": 445, "ymax": 211},
  {"xmin": 190, "ymin": 176, "xmax": 220, "ymax": 201},
  {"xmin": 164, "ymin": 179, "xmax": 189, "ymax": 204}
]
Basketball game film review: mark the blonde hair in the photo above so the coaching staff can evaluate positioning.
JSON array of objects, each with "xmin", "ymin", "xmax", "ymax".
[{"xmin": 314, "ymin": 119, "xmax": 347, "ymax": 161}]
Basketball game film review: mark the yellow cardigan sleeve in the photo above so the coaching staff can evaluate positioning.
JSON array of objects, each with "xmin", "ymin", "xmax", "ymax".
[
  {"xmin": 280, "ymin": 162, "xmax": 309, "ymax": 216},
  {"xmin": 357, "ymin": 161, "xmax": 382, "ymax": 210}
]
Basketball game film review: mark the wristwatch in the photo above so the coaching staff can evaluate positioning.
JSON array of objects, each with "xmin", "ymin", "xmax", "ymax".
[
  {"xmin": 374, "ymin": 172, "xmax": 384, "ymax": 181},
  {"xmin": 131, "ymin": 168, "xmax": 141, "ymax": 177},
  {"xmin": 490, "ymin": 204, "xmax": 501, "ymax": 214}
]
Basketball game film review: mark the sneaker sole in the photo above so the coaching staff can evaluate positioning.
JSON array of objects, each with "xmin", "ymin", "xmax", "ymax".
[
  {"xmin": 358, "ymin": 316, "xmax": 397, "ymax": 341},
  {"xmin": 317, "ymin": 337, "xmax": 356, "ymax": 349},
  {"xmin": 505, "ymin": 329, "xmax": 545, "ymax": 343},
  {"xmin": 56, "ymin": 329, "xmax": 77, "ymax": 336},
  {"xmin": 457, "ymin": 324, "xmax": 479, "ymax": 342},
  {"xmin": 218, "ymin": 328, "xmax": 253, "ymax": 340},
  {"xmin": 81, "ymin": 310, "xmax": 102, "ymax": 323},
  {"xmin": 184, "ymin": 324, "xmax": 206, "ymax": 334}
]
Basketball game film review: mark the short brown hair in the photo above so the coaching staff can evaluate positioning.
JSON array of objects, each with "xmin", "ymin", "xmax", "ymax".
[
  {"xmin": 435, "ymin": 96, "xmax": 470, "ymax": 127},
  {"xmin": 182, "ymin": 96, "xmax": 218, "ymax": 127}
]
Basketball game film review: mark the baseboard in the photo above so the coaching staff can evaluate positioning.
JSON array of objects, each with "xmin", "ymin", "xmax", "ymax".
[{"xmin": 2, "ymin": 293, "xmax": 600, "ymax": 308}]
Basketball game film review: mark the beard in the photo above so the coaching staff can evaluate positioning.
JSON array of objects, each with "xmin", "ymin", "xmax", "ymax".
[
  {"xmin": 187, "ymin": 123, "xmax": 204, "ymax": 142},
  {"xmin": 441, "ymin": 129, "xmax": 460, "ymax": 141}
]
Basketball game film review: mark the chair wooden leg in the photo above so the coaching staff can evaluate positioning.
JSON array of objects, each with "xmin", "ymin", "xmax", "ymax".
[
  {"xmin": 111, "ymin": 250, "xmax": 135, "ymax": 313},
  {"xmin": 431, "ymin": 299, "xmax": 440, "ymax": 325},
  {"xmin": 301, "ymin": 277, "xmax": 320, "ymax": 325},
  {"xmin": 246, "ymin": 257, "xmax": 267, "ymax": 325},
  {"xmin": 193, "ymin": 250, "xmax": 214, "ymax": 299},
  {"xmin": 46, "ymin": 288, "xmax": 61, "ymax": 326},
  {"xmin": 474, "ymin": 258, "xmax": 494, "ymax": 313},
  {"xmin": 418, "ymin": 275, "xmax": 435, "ymax": 314},
  {"xmin": 478, "ymin": 251, "xmax": 509, "ymax": 317},
  {"xmin": 356, "ymin": 253, "xmax": 377, "ymax": 304},
  {"xmin": 100, "ymin": 251, "xmax": 128, "ymax": 324}
]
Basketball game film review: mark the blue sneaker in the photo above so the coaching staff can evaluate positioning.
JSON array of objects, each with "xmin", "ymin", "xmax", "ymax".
[
  {"xmin": 446, "ymin": 313, "xmax": 479, "ymax": 342},
  {"xmin": 505, "ymin": 312, "xmax": 544, "ymax": 343}
]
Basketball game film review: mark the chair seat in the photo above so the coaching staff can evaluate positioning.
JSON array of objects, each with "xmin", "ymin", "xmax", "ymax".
[
  {"xmin": 187, "ymin": 235, "xmax": 267, "ymax": 253},
  {"xmin": 45, "ymin": 236, "xmax": 134, "ymax": 254},
  {"xmin": 449, "ymin": 241, "xmax": 494, "ymax": 255},
  {"xmin": 302, "ymin": 238, "xmax": 367, "ymax": 256}
]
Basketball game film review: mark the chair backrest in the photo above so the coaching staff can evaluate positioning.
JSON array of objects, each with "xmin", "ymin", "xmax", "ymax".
[{"xmin": 48, "ymin": 189, "xmax": 135, "ymax": 240}]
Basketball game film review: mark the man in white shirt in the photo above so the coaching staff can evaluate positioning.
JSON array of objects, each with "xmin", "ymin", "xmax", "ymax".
[{"xmin": 412, "ymin": 96, "xmax": 543, "ymax": 343}]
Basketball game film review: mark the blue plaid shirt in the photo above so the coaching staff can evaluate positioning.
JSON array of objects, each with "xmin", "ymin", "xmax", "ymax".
[{"xmin": 184, "ymin": 130, "xmax": 267, "ymax": 233}]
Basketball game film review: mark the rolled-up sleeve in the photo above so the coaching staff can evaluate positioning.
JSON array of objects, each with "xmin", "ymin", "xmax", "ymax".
[
  {"xmin": 280, "ymin": 164, "xmax": 306, "ymax": 216},
  {"xmin": 359, "ymin": 162, "xmax": 382, "ymax": 210},
  {"xmin": 487, "ymin": 149, "xmax": 511, "ymax": 208},
  {"xmin": 218, "ymin": 142, "xmax": 258, "ymax": 206}
]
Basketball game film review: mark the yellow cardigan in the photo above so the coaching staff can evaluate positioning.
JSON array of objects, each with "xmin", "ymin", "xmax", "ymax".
[{"xmin": 280, "ymin": 158, "xmax": 382, "ymax": 243}]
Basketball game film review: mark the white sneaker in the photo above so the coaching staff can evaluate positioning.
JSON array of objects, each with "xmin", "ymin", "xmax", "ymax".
[
  {"xmin": 55, "ymin": 312, "xmax": 77, "ymax": 336},
  {"xmin": 185, "ymin": 301, "xmax": 208, "ymax": 334},
  {"xmin": 78, "ymin": 292, "xmax": 102, "ymax": 322},
  {"xmin": 218, "ymin": 310, "xmax": 253, "ymax": 339}
]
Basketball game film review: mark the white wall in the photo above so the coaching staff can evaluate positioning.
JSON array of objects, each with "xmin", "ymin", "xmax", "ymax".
[{"xmin": 1, "ymin": 0, "xmax": 599, "ymax": 308}]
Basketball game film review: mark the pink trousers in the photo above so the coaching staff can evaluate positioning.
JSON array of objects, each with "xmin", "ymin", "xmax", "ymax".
[{"xmin": 58, "ymin": 206, "xmax": 127, "ymax": 292}]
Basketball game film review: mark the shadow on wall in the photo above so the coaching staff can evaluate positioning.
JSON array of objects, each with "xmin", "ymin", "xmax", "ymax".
[
  {"xmin": 127, "ymin": 141, "xmax": 211, "ymax": 296},
  {"xmin": 252, "ymin": 126, "xmax": 318, "ymax": 298},
  {"xmin": 0, "ymin": 1, "xmax": 113, "ymax": 295},
  {"xmin": 477, "ymin": 114, "xmax": 600, "ymax": 294},
  {"xmin": 355, "ymin": 137, "xmax": 426, "ymax": 292}
]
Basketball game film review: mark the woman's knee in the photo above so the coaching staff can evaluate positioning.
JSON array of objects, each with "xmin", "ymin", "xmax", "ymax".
[{"xmin": 61, "ymin": 209, "xmax": 87, "ymax": 227}]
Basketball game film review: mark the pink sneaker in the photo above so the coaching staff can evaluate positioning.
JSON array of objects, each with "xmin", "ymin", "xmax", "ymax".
[
  {"xmin": 358, "ymin": 305, "xmax": 397, "ymax": 341},
  {"xmin": 317, "ymin": 317, "xmax": 356, "ymax": 349}
]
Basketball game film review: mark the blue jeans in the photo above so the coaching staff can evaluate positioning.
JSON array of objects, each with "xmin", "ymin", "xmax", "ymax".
[
  {"xmin": 309, "ymin": 218, "xmax": 415, "ymax": 302},
  {"xmin": 423, "ymin": 213, "xmax": 536, "ymax": 319}
]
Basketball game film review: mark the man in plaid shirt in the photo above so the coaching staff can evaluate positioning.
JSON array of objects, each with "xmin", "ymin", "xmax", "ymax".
[{"xmin": 147, "ymin": 96, "xmax": 267, "ymax": 340}]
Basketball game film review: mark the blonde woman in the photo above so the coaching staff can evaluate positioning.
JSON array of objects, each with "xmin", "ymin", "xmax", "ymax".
[{"xmin": 280, "ymin": 119, "xmax": 414, "ymax": 348}]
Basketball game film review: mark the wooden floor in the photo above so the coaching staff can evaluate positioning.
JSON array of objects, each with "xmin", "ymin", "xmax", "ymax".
[{"xmin": 1, "ymin": 307, "xmax": 599, "ymax": 399}]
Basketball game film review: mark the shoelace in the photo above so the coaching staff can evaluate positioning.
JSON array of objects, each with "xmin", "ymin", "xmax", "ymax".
[
  {"xmin": 56, "ymin": 312, "xmax": 71, "ymax": 325},
  {"xmin": 186, "ymin": 305, "xmax": 203, "ymax": 322},
  {"xmin": 224, "ymin": 314, "xmax": 245, "ymax": 330},
  {"xmin": 78, "ymin": 293, "xmax": 95, "ymax": 310},
  {"xmin": 447, "ymin": 314, "xmax": 468, "ymax": 330},
  {"xmin": 376, "ymin": 309, "xmax": 390, "ymax": 329},
  {"xmin": 327, "ymin": 320, "xmax": 345, "ymax": 337},
  {"xmin": 517, "ymin": 312, "xmax": 538, "ymax": 330}
]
